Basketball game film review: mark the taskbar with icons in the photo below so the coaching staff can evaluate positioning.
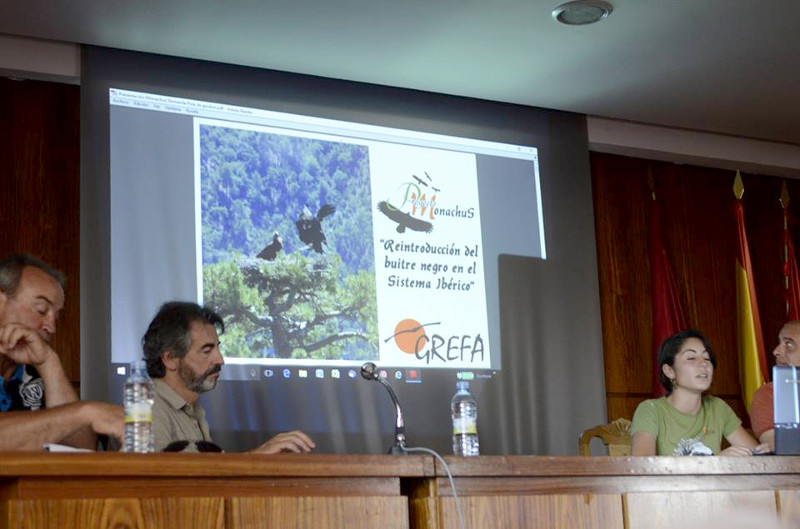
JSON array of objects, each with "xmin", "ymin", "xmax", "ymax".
[
  {"xmin": 112, "ymin": 363, "xmax": 495, "ymax": 386},
  {"xmin": 217, "ymin": 364, "xmax": 427, "ymax": 383},
  {"xmin": 213, "ymin": 365, "xmax": 496, "ymax": 383}
]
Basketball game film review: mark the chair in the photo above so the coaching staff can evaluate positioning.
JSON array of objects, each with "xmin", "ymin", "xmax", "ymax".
[{"xmin": 579, "ymin": 418, "xmax": 632, "ymax": 456}]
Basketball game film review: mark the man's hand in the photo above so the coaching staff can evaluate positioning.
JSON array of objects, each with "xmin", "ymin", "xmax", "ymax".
[
  {"xmin": 0, "ymin": 323, "xmax": 55, "ymax": 367},
  {"xmin": 80, "ymin": 401, "xmax": 125, "ymax": 441},
  {"xmin": 0, "ymin": 401, "xmax": 125, "ymax": 451},
  {"xmin": 253, "ymin": 430, "xmax": 316, "ymax": 454}
]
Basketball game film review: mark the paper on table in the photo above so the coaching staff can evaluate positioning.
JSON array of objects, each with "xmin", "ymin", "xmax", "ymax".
[{"xmin": 43, "ymin": 443, "xmax": 93, "ymax": 453}]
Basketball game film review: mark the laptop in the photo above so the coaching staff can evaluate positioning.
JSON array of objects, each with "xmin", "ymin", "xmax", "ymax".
[{"xmin": 773, "ymin": 365, "xmax": 800, "ymax": 455}]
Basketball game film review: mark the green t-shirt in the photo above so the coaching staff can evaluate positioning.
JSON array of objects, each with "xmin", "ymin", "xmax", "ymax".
[{"xmin": 631, "ymin": 396, "xmax": 741, "ymax": 456}]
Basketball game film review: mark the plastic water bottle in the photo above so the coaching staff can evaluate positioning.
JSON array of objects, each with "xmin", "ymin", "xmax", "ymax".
[
  {"xmin": 451, "ymin": 381, "xmax": 480, "ymax": 456},
  {"xmin": 123, "ymin": 360, "xmax": 155, "ymax": 453}
]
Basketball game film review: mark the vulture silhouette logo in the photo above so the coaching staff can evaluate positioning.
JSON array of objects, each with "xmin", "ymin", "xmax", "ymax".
[{"xmin": 377, "ymin": 201, "xmax": 433, "ymax": 234}]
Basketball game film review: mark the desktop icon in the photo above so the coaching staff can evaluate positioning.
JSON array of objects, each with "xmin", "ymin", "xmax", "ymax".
[
  {"xmin": 298, "ymin": 369, "xmax": 308, "ymax": 378},
  {"xmin": 406, "ymin": 369, "xmax": 421, "ymax": 383},
  {"xmin": 394, "ymin": 370, "xmax": 403, "ymax": 380},
  {"xmin": 264, "ymin": 369, "xmax": 274, "ymax": 378},
  {"xmin": 315, "ymin": 369, "xmax": 325, "ymax": 379},
  {"xmin": 379, "ymin": 370, "xmax": 388, "ymax": 379},
  {"xmin": 348, "ymin": 370, "xmax": 357, "ymax": 379},
  {"xmin": 331, "ymin": 369, "xmax": 341, "ymax": 379},
  {"xmin": 282, "ymin": 368, "xmax": 291, "ymax": 379}
]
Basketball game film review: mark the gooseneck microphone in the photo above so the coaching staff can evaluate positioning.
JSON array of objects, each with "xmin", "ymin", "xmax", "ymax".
[{"xmin": 361, "ymin": 362, "xmax": 406, "ymax": 455}]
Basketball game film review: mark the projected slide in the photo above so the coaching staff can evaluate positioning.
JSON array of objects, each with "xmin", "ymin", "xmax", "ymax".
[
  {"xmin": 109, "ymin": 88, "xmax": 543, "ymax": 375},
  {"xmin": 196, "ymin": 120, "xmax": 489, "ymax": 369}
]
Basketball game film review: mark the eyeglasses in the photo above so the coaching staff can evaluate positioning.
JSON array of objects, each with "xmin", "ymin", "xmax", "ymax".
[{"xmin": 162, "ymin": 440, "xmax": 223, "ymax": 453}]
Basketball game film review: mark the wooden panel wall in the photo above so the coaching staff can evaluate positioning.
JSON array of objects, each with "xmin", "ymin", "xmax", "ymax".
[
  {"xmin": 0, "ymin": 77, "xmax": 80, "ymax": 383},
  {"xmin": 591, "ymin": 152, "xmax": 798, "ymax": 424}
]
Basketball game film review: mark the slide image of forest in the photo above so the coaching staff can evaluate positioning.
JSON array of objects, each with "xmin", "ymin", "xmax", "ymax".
[{"xmin": 198, "ymin": 122, "xmax": 378, "ymax": 362}]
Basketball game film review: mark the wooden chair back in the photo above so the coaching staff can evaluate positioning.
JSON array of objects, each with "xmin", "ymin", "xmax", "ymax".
[{"xmin": 579, "ymin": 418, "xmax": 632, "ymax": 456}]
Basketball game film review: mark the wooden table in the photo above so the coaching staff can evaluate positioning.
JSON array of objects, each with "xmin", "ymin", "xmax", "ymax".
[
  {"xmin": 408, "ymin": 456, "xmax": 800, "ymax": 529},
  {"xmin": 0, "ymin": 453, "xmax": 432, "ymax": 528},
  {"xmin": 1, "ymin": 454, "xmax": 799, "ymax": 528}
]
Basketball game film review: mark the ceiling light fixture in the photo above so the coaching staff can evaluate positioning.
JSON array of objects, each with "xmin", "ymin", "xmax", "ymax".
[{"xmin": 552, "ymin": 0, "xmax": 613, "ymax": 26}]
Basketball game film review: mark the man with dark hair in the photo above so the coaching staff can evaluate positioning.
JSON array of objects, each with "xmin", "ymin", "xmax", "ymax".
[
  {"xmin": 0, "ymin": 254, "xmax": 124, "ymax": 450},
  {"xmin": 144, "ymin": 301, "xmax": 315, "ymax": 453}
]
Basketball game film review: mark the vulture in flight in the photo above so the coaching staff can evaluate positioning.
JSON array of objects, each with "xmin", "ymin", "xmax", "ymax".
[
  {"xmin": 377, "ymin": 201, "xmax": 433, "ymax": 234},
  {"xmin": 257, "ymin": 232, "xmax": 283, "ymax": 261},
  {"xmin": 296, "ymin": 204, "xmax": 336, "ymax": 253},
  {"xmin": 412, "ymin": 174, "xmax": 429, "ymax": 188}
]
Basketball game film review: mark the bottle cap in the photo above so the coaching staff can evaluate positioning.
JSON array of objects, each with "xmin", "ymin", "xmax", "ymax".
[
  {"xmin": 130, "ymin": 359, "xmax": 147, "ymax": 372},
  {"xmin": 456, "ymin": 381, "xmax": 470, "ymax": 391}
]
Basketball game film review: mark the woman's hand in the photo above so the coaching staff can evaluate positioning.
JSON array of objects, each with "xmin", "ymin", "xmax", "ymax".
[
  {"xmin": 749, "ymin": 442, "xmax": 771, "ymax": 455},
  {"xmin": 721, "ymin": 427, "xmax": 770, "ymax": 456},
  {"xmin": 719, "ymin": 441, "xmax": 770, "ymax": 456},
  {"xmin": 718, "ymin": 445, "xmax": 753, "ymax": 456}
]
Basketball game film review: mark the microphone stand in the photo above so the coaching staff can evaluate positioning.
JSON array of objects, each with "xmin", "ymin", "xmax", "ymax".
[
  {"xmin": 375, "ymin": 375, "xmax": 406, "ymax": 454},
  {"xmin": 361, "ymin": 363, "xmax": 407, "ymax": 455}
]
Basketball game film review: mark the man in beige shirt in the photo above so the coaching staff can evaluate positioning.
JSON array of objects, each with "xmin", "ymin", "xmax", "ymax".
[{"xmin": 143, "ymin": 301, "xmax": 315, "ymax": 453}]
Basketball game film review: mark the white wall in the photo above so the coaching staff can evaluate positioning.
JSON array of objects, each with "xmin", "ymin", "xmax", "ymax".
[
  {"xmin": 0, "ymin": 33, "xmax": 79, "ymax": 83},
  {"xmin": 588, "ymin": 117, "xmax": 800, "ymax": 179}
]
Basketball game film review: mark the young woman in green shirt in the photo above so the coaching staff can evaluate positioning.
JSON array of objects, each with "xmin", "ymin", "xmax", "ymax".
[{"xmin": 631, "ymin": 330, "xmax": 770, "ymax": 456}]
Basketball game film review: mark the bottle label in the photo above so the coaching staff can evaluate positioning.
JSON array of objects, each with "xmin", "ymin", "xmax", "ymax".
[
  {"xmin": 125, "ymin": 402, "xmax": 152, "ymax": 424},
  {"xmin": 453, "ymin": 417, "xmax": 477, "ymax": 435}
]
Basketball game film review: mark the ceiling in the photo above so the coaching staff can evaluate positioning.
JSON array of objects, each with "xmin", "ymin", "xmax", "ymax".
[{"xmin": 1, "ymin": 1, "xmax": 799, "ymax": 145}]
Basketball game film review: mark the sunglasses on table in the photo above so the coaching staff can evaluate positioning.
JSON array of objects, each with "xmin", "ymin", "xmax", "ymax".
[{"xmin": 162, "ymin": 440, "xmax": 224, "ymax": 453}]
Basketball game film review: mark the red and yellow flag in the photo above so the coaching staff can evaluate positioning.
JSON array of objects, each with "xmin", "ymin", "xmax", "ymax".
[
  {"xmin": 785, "ymin": 230, "xmax": 800, "ymax": 320},
  {"xmin": 734, "ymin": 172, "xmax": 768, "ymax": 414},
  {"xmin": 649, "ymin": 178, "xmax": 687, "ymax": 397},
  {"xmin": 781, "ymin": 182, "xmax": 800, "ymax": 320}
]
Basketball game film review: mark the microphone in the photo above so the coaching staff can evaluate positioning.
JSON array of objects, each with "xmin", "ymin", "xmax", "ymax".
[{"xmin": 361, "ymin": 362, "xmax": 406, "ymax": 455}]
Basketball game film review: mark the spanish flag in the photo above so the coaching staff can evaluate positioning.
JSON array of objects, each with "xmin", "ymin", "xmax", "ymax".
[{"xmin": 734, "ymin": 172, "xmax": 768, "ymax": 414}]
